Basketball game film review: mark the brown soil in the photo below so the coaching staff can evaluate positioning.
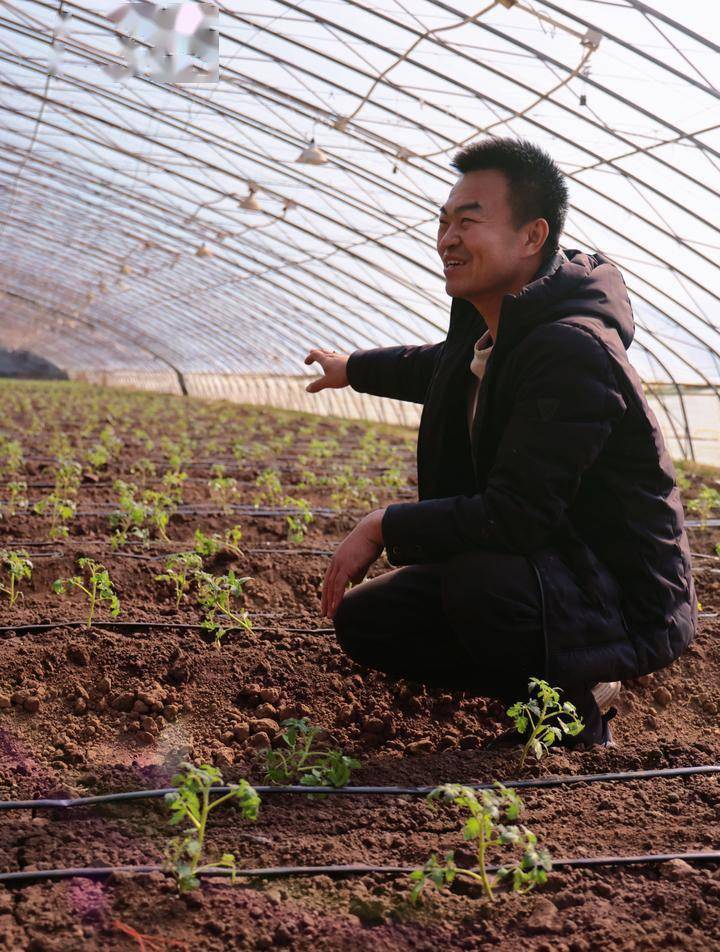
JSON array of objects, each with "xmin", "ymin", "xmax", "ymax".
[{"xmin": 0, "ymin": 381, "xmax": 719, "ymax": 951}]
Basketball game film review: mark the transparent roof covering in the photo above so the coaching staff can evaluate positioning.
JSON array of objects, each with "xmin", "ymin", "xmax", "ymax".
[{"xmin": 1, "ymin": 1, "xmax": 719, "ymax": 398}]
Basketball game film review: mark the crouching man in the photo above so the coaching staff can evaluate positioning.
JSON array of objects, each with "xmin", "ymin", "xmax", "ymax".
[{"xmin": 304, "ymin": 137, "xmax": 696, "ymax": 750}]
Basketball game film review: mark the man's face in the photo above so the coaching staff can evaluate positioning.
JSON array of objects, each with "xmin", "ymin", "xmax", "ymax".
[{"xmin": 437, "ymin": 169, "xmax": 532, "ymax": 301}]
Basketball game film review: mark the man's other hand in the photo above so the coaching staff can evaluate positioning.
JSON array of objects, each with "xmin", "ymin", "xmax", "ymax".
[
  {"xmin": 321, "ymin": 508, "xmax": 386, "ymax": 620},
  {"xmin": 304, "ymin": 349, "xmax": 350, "ymax": 392}
]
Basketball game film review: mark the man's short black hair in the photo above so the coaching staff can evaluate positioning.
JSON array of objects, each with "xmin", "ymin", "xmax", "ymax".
[{"xmin": 451, "ymin": 137, "xmax": 568, "ymax": 262}]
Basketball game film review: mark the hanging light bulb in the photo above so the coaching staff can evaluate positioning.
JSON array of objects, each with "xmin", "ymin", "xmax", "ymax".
[
  {"xmin": 120, "ymin": 263, "xmax": 132, "ymax": 275},
  {"xmin": 296, "ymin": 139, "xmax": 328, "ymax": 165},
  {"xmin": 196, "ymin": 243, "xmax": 213, "ymax": 258}
]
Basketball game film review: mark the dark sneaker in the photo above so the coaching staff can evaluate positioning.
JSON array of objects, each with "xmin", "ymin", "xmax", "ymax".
[{"xmin": 565, "ymin": 705, "xmax": 618, "ymax": 750}]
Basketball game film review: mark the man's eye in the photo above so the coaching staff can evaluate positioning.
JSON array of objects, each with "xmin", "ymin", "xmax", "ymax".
[{"xmin": 461, "ymin": 218, "xmax": 476, "ymax": 224}]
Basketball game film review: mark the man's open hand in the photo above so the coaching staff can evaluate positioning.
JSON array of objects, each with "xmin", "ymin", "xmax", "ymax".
[
  {"xmin": 321, "ymin": 508, "xmax": 386, "ymax": 620},
  {"xmin": 304, "ymin": 349, "xmax": 350, "ymax": 393}
]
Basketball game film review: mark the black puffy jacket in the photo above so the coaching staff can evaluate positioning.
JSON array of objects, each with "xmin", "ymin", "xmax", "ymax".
[{"xmin": 346, "ymin": 250, "xmax": 697, "ymax": 685}]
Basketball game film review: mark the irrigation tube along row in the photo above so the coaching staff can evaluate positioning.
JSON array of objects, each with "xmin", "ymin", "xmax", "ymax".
[
  {"xmin": 2, "ymin": 852, "xmax": 720, "ymax": 886},
  {"xmin": 0, "ymin": 620, "xmax": 336, "ymax": 636},
  {"xmin": 2, "ymin": 764, "xmax": 718, "ymax": 811}
]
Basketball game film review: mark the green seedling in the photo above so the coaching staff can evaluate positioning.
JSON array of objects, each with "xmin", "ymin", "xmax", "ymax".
[
  {"xmin": 194, "ymin": 525, "xmax": 246, "ymax": 560},
  {"xmin": 99, "ymin": 424, "xmax": 123, "ymax": 458},
  {"xmin": 53, "ymin": 557, "xmax": 120, "ymax": 629},
  {"xmin": 262, "ymin": 718, "xmax": 360, "ymax": 788},
  {"xmin": 165, "ymin": 762, "xmax": 260, "ymax": 893},
  {"xmin": 193, "ymin": 528, "xmax": 222, "ymax": 558},
  {"xmin": 196, "ymin": 569, "xmax": 253, "ymax": 648},
  {"xmin": 297, "ymin": 468, "xmax": 318, "ymax": 491},
  {"xmin": 506, "ymin": 677, "xmax": 585, "ymax": 769},
  {"xmin": 129, "ymin": 457, "xmax": 156, "ymax": 488},
  {"xmin": 131, "ymin": 428, "xmax": 155, "ymax": 452},
  {"xmin": 328, "ymin": 465, "xmax": 379, "ymax": 510},
  {"xmin": 0, "ymin": 550, "xmax": 33, "ymax": 607},
  {"xmin": 160, "ymin": 436, "xmax": 192, "ymax": 473},
  {"xmin": 234, "ymin": 427, "xmax": 275, "ymax": 463},
  {"xmin": 110, "ymin": 480, "xmax": 150, "ymax": 547},
  {"xmin": 208, "ymin": 464, "xmax": 238, "ymax": 513},
  {"xmin": 253, "ymin": 468, "xmax": 284, "ymax": 508},
  {"xmin": 674, "ymin": 464, "xmax": 691, "ymax": 492},
  {"xmin": 110, "ymin": 480, "xmax": 177, "ymax": 546},
  {"xmin": 376, "ymin": 466, "xmax": 405, "ymax": 491},
  {"xmin": 0, "ymin": 438, "xmax": 24, "ymax": 478},
  {"xmin": 85, "ymin": 442, "xmax": 110, "ymax": 476},
  {"xmin": 409, "ymin": 783, "xmax": 552, "ymax": 904},
  {"xmin": 53, "ymin": 457, "xmax": 83, "ymax": 497},
  {"xmin": 285, "ymin": 496, "xmax": 314, "ymax": 544},
  {"xmin": 6, "ymin": 480, "xmax": 29, "ymax": 515},
  {"xmin": 33, "ymin": 494, "xmax": 77, "ymax": 539},
  {"xmin": 161, "ymin": 469, "xmax": 187, "ymax": 504},
  {"xmin": 687, "ymin": 484, "xmax": 720, "ymax": 528},
  {"xmin": 156, "ymin": 552, "xmax": 203, "ymax": 609},
  {"xmin": 33, "ymin": 455, "xmax": 82, "ymax": 539}
]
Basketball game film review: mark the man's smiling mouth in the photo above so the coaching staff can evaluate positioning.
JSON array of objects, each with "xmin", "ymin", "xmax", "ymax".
[{"xmin": 443, "ymin": 258, "xmax": 468, "ymax": 274}]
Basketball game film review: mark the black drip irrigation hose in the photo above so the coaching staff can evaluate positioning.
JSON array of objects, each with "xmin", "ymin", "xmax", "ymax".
[
  {"xmin": 3, "ymin": 764, "xmax": 718, "ymax": 811},
  {"xmin": 1, "ymin": 852, "xmax": 719, "ymax": 885},
  {"xmin": 0, "ymin": 620, "xmax": 335, "ymax": 636},
  {"xmin": 11, "ymin": 546, "xmax": 338, "ymax": 560},
  {"xmin": 25, "ymin": 505, "xmax": 348, "ymax": 518}
]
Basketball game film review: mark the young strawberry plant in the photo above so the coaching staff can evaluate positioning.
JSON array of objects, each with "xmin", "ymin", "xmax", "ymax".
[
  {"xmin": 195, "ymin": 569, "xmax": 253, "ymax": 648},
  {"xmin": 409, "ymin": 783, "xmax": 551, "ymax": 904},
  {"xmin": 156, "ymin": 552, "xmax": 203, "ymax": 609},
  {"xmin": 53, "ymin": 557, "xmax": 120, "ymax": 628},
  {"xmin": 0, "ymin": 550, "xmax": 33, "ymax": 607},
  {"xmin": 506, "ymin": 677, "xmax": 585, "ymax": 769},
  {"xmin": 165, "ymin": 762, "xmax": 260, "ymax": 892},
  {"xmin": 262, "ymin": 718, "xmax": 360, "ymax": 787}
]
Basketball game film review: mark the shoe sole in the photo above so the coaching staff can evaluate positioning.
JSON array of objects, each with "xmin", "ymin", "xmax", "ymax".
[{"xmin": 591, "ymin": 681, "xmax": 622, "ymax": 710}]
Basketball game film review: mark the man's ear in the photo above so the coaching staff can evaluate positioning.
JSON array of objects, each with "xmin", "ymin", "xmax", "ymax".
[{"xmin": 524, "ymin": 218, "xmax": 550, "ymax": 258}]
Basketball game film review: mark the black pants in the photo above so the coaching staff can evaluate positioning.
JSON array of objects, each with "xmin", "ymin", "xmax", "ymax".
[{"xmin": 333, "ymin": 549, "xmax": 603, "ymax": 743}]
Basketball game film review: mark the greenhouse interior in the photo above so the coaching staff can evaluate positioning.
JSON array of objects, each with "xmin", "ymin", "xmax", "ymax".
[{"xmin": 1, "ymin": 1, "xmax": 719, "ymax": 949}]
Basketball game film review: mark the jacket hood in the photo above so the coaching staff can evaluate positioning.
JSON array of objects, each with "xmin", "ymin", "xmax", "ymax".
[{"xmin": 450, "ymin": 248, "xmax": 635, "ymax": 353}]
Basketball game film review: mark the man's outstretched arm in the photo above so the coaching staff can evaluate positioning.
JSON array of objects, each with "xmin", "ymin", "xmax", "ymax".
[
  {"xmin": 346, "ymin": 342, "xmax": 444, "ymax": 405},
  {"xmin": 304, "ymin": 343, "xmax": 443, "ymax": 405},
  {"xmin": 379, "ymin": 324, "xmax": 628, "ymax": 564}
]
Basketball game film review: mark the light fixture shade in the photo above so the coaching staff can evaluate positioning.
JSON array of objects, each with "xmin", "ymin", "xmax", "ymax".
[
  {"xmin": 240, "ymin": 192, "xmax": 262, "ymax": 212},
  {"xmin": 296, "ymin": 141, "xmax": 328, "ymax": 165},
  {"xmin": 196, "ymin": 243, "xmax": 213, "ymax": 258}
]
